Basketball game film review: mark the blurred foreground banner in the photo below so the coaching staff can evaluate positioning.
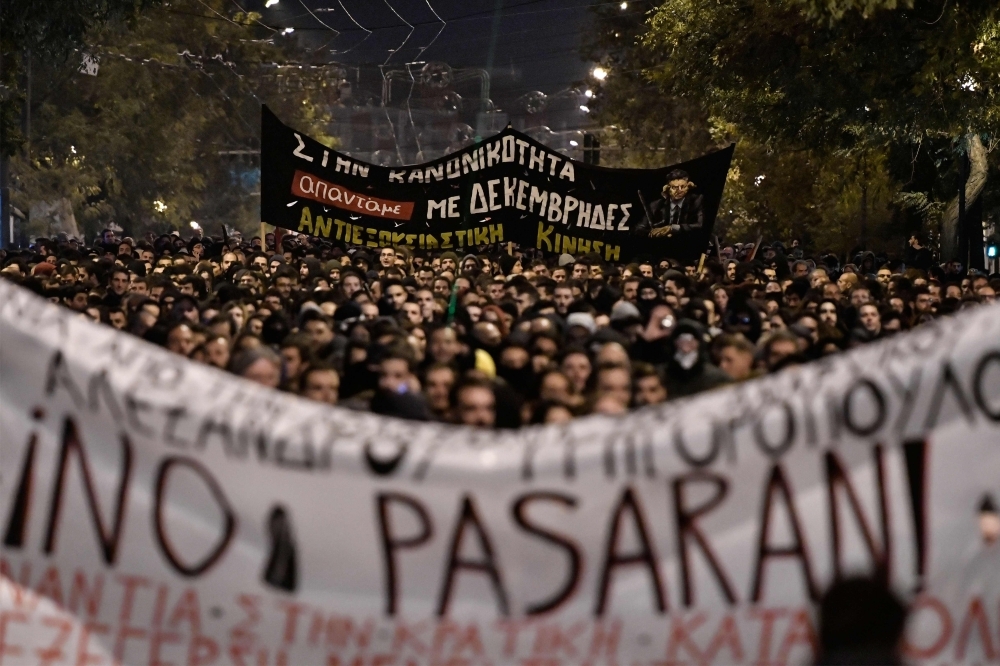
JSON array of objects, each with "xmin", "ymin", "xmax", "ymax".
[
  {"xmin": 260, "ymin": 106, "xmax": 734, "ymax": 263},
  {"xmin": 1, "ymin": 280, "xmax": 999, "ymax": 665}
]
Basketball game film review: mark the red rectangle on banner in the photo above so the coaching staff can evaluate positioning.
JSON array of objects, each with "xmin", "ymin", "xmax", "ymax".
[{"xmin": 291, "ymin": 170, "xmax": 415, "ymax": 221}]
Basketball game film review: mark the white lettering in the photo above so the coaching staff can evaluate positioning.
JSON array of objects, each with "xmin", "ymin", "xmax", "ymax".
[
  {"xmin": 591, "ymin": 204, "xmax": 606, "ymax": 230},
  {"xmin": 298, "ymin": 174, "xmax": 315, "ymax": 195},
  {"xmin": 462, "ymin": 152, "xmax": 480, "ymax": 174},
  {"xmin": 487, "ymin": 179, "xmax": 502, "ymax": 211},
  {"xmin": 515, "ymin": 139, "xmax": 530, "ymax": 166},
  {"xmin": 529, "ymin": 146, "xmax": 546, "ymax": 172},
  {"xmin": 547, "ymin": 154, "xmax": 561, "ymax": 176},
  {"xmin": 502, "ymin": 136, "xmax": 516, "ymax": 162},
  {"xmin": 427, "ymin": 199, "xmax": 448, "ymax": 220},
  {"xmin": 563, "ymin": 196, "xmax": 579, "ymax": 226},
  {"xmin": 389, "ymin": 170, "xmax": 405, "ymax": 183},
  {"xmin": 470, "ymin": 183, "xmax": 489, "ymax": 214},
  {"xmin": 293, "ymin": 133, "xmax": 314, "ymax": 162},
  {"xmin": 529, "ymin": 187, "xmax": 548, "ymax": 216},
  {"xmin": 618, "ymin": 203, "xmax": 632, "ymax": 230},
  {"xmin": 559, "ymin": 161, "xmax": 575, "ymax": 182},
  {"xmin": 516, "ymin": 180, "xmax": 529, "ymax": 211},
  {"xmin": 503, "ymin": 178, "xmax": 517, "ymax": 207},
  {"xmin": 547, "ymin": 193, "xmax": 563, "ymax": 223},
  {"xmin": 426, "ymin": 164, "xmax": 444, "ymax": 182},
  {"xmin": 487, "ymin": 141, "xmax": 502, "ymax": 167}
]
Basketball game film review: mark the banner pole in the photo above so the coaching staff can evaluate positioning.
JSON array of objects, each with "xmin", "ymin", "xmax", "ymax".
[{"xmin": 260, "ymin": 222, "xmax": 267, "ymax": 252}]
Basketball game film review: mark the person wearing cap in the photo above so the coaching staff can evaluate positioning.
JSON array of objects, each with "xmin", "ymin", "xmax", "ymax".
[{"xmin": 439, "ymin": 251, "xmax": 460, "ymax": 273}]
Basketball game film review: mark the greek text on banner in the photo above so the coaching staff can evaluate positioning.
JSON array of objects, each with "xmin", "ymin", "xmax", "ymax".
[{"xmin": 292, "ymin": 170, "xmax": 415, "ymax": 221}]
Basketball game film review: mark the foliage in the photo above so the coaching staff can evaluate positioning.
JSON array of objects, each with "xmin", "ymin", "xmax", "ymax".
[
  {"xmin": 8, "ymin": 0, "xmax": 338, "ymax": 239},
  {"xmin": 585, "ymin": 0, "xmax": 1000, "ymax": 256},
  {"xmin": 642, "ymin": 0, "xmax": 1000, "ymax": 151},
  {"xmin": 1, "ymin": 0, "xmax": 162, "ymax": 154}
]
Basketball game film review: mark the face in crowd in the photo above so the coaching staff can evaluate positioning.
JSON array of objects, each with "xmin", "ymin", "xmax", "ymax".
[{"xmin": 14, "ymin": 230, "xmax": 996, "ymax": 429}]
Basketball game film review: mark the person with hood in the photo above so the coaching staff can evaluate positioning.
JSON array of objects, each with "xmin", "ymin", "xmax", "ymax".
[{"xmin": 663, "ymin": 319, "xmax": 731, "ymax": 399}]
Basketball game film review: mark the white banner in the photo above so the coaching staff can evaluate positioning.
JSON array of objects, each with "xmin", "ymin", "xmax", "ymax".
[{"xmin": 1, "ymin": 279, "xmax": 999, "ymax": 665}]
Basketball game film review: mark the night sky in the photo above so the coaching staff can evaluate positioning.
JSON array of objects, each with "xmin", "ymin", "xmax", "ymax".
[{"xmin": 258, "ymin": 0, "xmax": 598, "ymax": 105}]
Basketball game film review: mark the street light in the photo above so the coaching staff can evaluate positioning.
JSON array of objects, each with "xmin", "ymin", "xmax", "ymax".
[
  {"xmin": 591, "ymin": 67, "xmax": 608, "ymax": 80},
  {"xmin": 265, "ymin": 0, "xmax": 279, "ymax": 7},
  {"xmin": 620, "ymin": 1, "xmax": 628, "ymax": 8},
  {"xmin": 282, "ymin": 27, "xmax": 295, "ymax": 35}
]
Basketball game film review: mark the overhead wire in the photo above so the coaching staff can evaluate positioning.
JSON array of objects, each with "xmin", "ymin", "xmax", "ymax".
[
  {"xmin": 414, "ymin": 0, "xmax": 447, "ymax": 60},
  {"xmin": 380, "ymin": 0, "xmax": 416, "ymax": 65},
  {"xmin": 294, "ymin": 0, "xmax": 340, "ymax": 49},
  {"xmin": 405, "ymin": 0, "xmax": 449, "ymax": 159},
  {"xmin": 331, "ymin": 0, "xmax": 373, "ymax": 54}
]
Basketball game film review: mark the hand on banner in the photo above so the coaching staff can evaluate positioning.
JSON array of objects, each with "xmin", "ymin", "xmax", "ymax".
[{"xmin": 650, "ymin": 226, "xmax": 674, "ymax": 238}]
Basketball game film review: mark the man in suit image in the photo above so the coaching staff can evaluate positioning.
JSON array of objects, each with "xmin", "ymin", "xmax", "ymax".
[{"xmin": 636, "ymin": 169, "xmax": 705, "ymax": 238}]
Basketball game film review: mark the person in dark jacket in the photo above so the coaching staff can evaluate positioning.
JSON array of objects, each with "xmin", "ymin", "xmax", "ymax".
[{"xmin": 663, "ymin": 319, "xmax": 731, "ymax": 399}]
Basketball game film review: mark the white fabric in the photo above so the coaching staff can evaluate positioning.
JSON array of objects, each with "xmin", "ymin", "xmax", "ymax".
[{"xmin": 1, "ymin": 279, "xmax": 999, "ymax": 665}]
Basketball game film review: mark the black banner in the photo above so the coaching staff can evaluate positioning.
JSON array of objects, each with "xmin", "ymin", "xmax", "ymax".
[{"xmin": 261, "ymin": 106, "xmax": 734, "ymax": 262}]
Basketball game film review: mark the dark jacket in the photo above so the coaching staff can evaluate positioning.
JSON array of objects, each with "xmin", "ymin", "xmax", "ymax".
[
  {"xmin": 662, "ymin": 319, "xmax": 731, "ymax": 399},
  {"xmin": 636, "ymin": 193, "xmax": 705, "ymax": 235}
]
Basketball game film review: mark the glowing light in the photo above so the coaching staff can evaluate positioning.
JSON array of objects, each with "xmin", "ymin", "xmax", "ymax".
[
  {"xmin": 189, "ymin": 221, "xmax": 201, "ymax": 230},
  {"xmin": 265, "ymin": 0, "xmax": 279, "ymax": 6},
  {"xmin": 569, "ymin": 140, "xmax": 579, "ymax": 147},
  {"xmin": 579, "ymin": 105, "xmax": 590, "ymax": 113},
  {"xmin": 620, "ymin": 1, "xmax": 628, "ymax": 8},
  {"xmin": 584, "ymin": 89, "xmax": 593, "ymax": 98},
  {"xmin": 153, "ymin": 200, "xmax": 168, "ymax": 213},
  {"xmin": 282, "ymin": 27, "xmax": 295, "ymax": 34},
  {"xmin": 70, "ymin": 146, "xmax": 77, "ymax": 154},
  {"xmin": 591, "ymin": 67, "xmax": 608, "ymax": 80}
]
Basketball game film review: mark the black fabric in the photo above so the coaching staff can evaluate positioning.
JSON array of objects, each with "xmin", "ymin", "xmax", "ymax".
[{"xmin": 261, "ymin": 106, "xmax": 733, "ymax": 263}]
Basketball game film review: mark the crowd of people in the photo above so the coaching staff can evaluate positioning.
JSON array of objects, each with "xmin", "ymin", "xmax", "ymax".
[{"xmin": 1, "ymin": 228, "xmax": 996, "ymax": 427}]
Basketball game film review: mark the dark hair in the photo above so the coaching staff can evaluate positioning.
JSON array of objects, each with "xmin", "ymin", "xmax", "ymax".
[
  {"xmin": 529, "ymin": 399, "xmax": 573, "ymax": 424},
  {"xmin": 299, "ymin": 362, "xmax": 339, "ymax": 392},
  {"xmin": 450, "ymin": 376, "xmax": 494, "ymax": 407},
  {"xmin": 818, "ymin": 577, "xmax": 907, "ymax": 663}
]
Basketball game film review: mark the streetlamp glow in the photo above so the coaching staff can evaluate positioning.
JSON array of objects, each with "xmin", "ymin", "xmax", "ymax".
[
  {"xmin": 265, "ymin": 0, "xmax": 279, "ymax": 7},
  {"xmin": 592, "ymin": 67, "xmax": 608, "ymax": 80}
]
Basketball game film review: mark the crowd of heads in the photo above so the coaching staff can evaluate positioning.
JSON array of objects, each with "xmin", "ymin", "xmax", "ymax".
[{"xmin": 2, "ymin": 228, "xmax": 996, "ymax": 427}]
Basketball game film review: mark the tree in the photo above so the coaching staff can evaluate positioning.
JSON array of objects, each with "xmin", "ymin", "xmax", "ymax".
[
  {"xmin": 8, "ymin": 0, "xmax": 338, "ymax": 239},
  {"xmin": 586, "ymin": 0, "xmax": 1000, "ymax": 259},
  {"xmin": 640, "ymin": 0, "xmax": 1000, "ymax": 259},
  {"xmin": 1, "ymin": 0, "xmax": 162, "ymax": 155}
]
